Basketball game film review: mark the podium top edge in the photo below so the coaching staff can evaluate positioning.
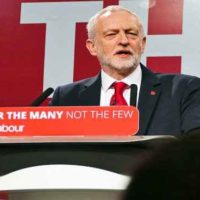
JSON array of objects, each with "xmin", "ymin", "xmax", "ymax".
[{"xmin": 0, "ymin": 135, "xmax": 177, "ymax": 144}]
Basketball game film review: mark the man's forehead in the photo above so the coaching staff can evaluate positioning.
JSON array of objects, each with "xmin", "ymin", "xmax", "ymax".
[
  {"xmin": 99, "ymin": 10, "xmax": 135, "ymax": 20},
  {"xmin": 97, "ymin": 11, "xmax": 139, "ymax": 30},
  {"xmin": 101, "ymin": 10, "xmax": 112, "ymax": 18}
]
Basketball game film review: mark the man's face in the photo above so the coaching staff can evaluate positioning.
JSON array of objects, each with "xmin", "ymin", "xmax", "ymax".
[{"xmin": 87, "ymin": 11, "xmax": 146, "ymax": 76}]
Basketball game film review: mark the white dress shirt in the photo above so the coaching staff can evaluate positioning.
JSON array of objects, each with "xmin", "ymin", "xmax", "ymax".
[{"xmin": 100, "ymin": 65, "xmax": 142, "ymax": 106}]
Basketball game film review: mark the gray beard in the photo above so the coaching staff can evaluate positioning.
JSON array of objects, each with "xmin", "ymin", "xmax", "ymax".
[{"xmin": 100, "ymin": 55, "xmax": 141, "ymax": 71}]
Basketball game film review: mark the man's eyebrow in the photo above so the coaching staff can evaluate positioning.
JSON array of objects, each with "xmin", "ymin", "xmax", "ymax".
[
  {"xmin": 102, "ymin": 27, "xmax": 138, "ymax": 35},
  {"xmin": 125, "ymin": 27, "xmax": 138, "ymax": 32},
  {"xmin": 103, "ymin": 29, "xmax": 119, "ymax": 33}
]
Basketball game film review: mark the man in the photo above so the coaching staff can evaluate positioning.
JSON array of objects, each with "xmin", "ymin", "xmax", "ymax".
[{"xmin": 50, "ymin": 5, "xmax": 200, "ymax": 136}]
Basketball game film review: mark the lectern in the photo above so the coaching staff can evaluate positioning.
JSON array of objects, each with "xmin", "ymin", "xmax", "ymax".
[{"xmin": 0, "ymin": 106, "xmax": 176, "ymax": 200}]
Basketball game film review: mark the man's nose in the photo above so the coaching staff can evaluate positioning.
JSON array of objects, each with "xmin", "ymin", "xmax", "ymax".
[{"xmin": 119, "ymin": 32, "xmax": 129, "ymax": 45}]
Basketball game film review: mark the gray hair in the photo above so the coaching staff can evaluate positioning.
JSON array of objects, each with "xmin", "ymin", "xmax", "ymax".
[{"xmin": 86, "ymin": 5, "xmax": 145, "ymax": 39}]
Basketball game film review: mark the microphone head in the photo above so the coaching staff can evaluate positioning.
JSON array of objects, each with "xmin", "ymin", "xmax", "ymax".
[
  {"xmin": 31, "ymin": 87, "xmax": 54, "ymax": 106},
  {"xmin": 43, "ymin": 87, "xmax": 54, "ymax": 96}
]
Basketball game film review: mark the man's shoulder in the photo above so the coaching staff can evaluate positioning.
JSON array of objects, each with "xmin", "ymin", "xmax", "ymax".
[
  {"xmin": 156, "ymin": 73, "xmax": 200, "ymax": 85},
  {"xmin": 153, "ymin": 73, "xmax": 200, "ymax": 93},
  {"xmin": 50, "ymin": 75, "xmax": 100, "ymax": 106},
  {"xmin": 56, "ymin": 75, "xmax": 99, "ymax": 92},
  {"xmin": 157, "ymin": 72, "xmax": 198, "ymax": 79},
  {"xmin": 142, "ymin": 64, "xmax": 199, "ymax": 80},
  {"xmin": 141, "ymin": 64, "xmax": 200, "ymax": 87}
]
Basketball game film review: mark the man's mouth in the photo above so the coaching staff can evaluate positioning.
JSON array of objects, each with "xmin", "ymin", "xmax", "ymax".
[{"xmin": 115, "ymin": 50, "xmax": 132, "ymax": 57}]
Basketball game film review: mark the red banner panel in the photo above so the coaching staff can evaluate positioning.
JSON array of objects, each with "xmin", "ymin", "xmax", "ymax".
[
  {"xmin": 147, "ymin": 56, "xmax": 181, "ymax": 74},
  {"xmin": 0, "ymin": 106, "xmax": 139, "ymax": 136},
  {"xmin": 148, "ymin": 0, "xmax": 183, "ymax": 34}
]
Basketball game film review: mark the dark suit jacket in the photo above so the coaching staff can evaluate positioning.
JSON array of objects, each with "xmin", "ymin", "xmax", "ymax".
[{"xmin": 50, "ymin": 64, "xmax": 200, "ymax": 136}]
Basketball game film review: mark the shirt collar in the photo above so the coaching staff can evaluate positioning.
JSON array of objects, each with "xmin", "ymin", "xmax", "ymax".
[{"xmin": 101, "ymin": 64, "xmax": 142, "ymax": 91}]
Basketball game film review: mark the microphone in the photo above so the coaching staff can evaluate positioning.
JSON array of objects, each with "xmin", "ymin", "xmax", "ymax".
[
  {"xmin": 130, "ymin": 84, "xmax": 137, "ymax": 107},
  {"xmin": 30, "ymin": 87, "xmax": 54, "ymax": 106}
]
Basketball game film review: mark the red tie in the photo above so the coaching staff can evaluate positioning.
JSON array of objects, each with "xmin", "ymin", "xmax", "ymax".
[{"xmin": 110, "ymin": 82, "xmax": 128, "ymax": 105}]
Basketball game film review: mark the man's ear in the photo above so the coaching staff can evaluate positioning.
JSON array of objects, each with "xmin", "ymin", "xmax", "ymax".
[
  {"xmin": 86, "ymin": 39, "xmax": 97, "ymax": 56},
  {"xmin": 141, "ymin": 36, "xmax": 146, "ymax": 53}
]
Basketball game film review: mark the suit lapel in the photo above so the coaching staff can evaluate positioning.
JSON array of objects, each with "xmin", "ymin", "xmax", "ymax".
[
  {"xmin": 78, "ymin": 73, "xmax": 101, "ymax": 106},
  {"xmin": 137, "ymin": 64, "xmax": 161, "ymax": 135}
]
